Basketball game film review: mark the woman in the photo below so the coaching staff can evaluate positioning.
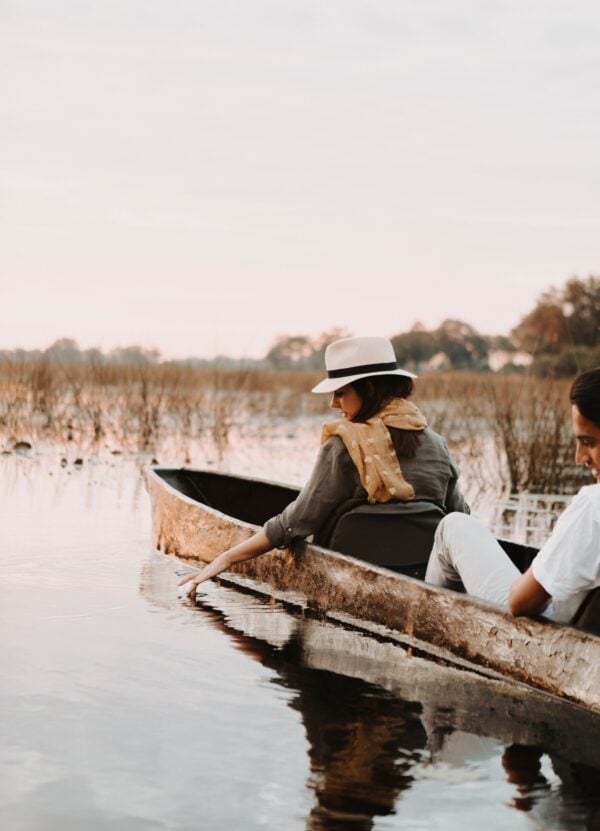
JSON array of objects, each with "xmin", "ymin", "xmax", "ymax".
[
  {"xmin": 425, "ymin": 366, "xmax": 600, "ymax": 624},
  {"xmin": 180, "ymin": 336, "xmax": 469, "ymax": 598}
]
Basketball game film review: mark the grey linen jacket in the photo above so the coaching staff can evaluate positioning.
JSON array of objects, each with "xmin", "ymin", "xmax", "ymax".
[{"xmin": 264, "ymin": 426, "xmax": 469, "ymax": 549}]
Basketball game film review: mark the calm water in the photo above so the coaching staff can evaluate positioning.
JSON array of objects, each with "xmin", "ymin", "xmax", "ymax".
[{"xmin": 1, "ymin": 450, "xmax": 600, "ymax": 831}]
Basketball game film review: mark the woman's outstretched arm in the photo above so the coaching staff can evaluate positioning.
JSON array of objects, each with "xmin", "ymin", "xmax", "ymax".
[{"xmin": 178, "ymin": 529, "xmax": 273, "ymax": 598}]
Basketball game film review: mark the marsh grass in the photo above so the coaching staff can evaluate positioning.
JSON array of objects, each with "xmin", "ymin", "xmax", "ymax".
[
  {"xmin": 0, "ymin": 360, "xmax": 324, "ymax": 456},
  {"xmin": 417, "ymin": 371, "xmax": 582, "ymax": 498},
  {"xmin": 0, "ymin": 359, "xmax": 587, "ymax": 499}
]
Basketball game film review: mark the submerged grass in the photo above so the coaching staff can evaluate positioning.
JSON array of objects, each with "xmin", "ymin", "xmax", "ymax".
[{"xmin": 0, "ymin": 359, "xmax": 586, "ymax": 499}]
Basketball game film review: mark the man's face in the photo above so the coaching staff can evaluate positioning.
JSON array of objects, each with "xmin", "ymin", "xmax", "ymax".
[{"xmin": 572, "ymin": 404, "xmax": 600, "ymax": 483}]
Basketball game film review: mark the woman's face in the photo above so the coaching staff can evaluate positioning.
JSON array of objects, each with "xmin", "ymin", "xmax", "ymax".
[
  {"xmin": 330, "ymin": 384, "xmax": 363, "ymax": 420},
  {"xmin": 572, "ymin": 404, "xmax": 600, "ymax": 482}
]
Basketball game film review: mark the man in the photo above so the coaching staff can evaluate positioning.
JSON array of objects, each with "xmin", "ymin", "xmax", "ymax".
[{"xmin": 425, "ymin": 367, "xmax": 600, "ymax": 624}]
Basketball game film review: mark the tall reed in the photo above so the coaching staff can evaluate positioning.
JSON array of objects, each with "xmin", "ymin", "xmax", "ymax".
[{"xmin": 0, "ymin": 359, "xmax": 587, "ymax": 496}]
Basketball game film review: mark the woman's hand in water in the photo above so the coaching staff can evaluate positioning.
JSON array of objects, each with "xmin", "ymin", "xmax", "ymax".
[
  {"xmin": 178, "ymin": 570, "xmax": 205, "ymax": 598},
  {"xmin": 176, "ymin": 530, "xmax": 274, "ymax": 600}
]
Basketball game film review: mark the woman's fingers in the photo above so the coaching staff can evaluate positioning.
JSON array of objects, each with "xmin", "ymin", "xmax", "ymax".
[{"xmin": 178, "ymin": 571, "xmax": 200, "ymax": 586}]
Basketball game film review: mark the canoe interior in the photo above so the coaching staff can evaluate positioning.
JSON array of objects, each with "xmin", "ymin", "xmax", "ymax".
[
  {"xmin": 157, "ymin": 468, "xmax": 300, "ymax": 526},
  {"xmin": 155, "ymin": 467, "xmax": 538, "ymax": 573}
]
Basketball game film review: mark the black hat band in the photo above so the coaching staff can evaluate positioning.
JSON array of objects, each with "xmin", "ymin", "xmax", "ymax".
[{"xmin": 327, "ymin": 360, "xmax": 398, "ymax": 379}]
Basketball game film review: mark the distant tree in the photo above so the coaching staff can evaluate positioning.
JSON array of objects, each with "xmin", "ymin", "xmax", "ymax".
[
  {"xmin": 390, "ymin": 330, "xmax": 438, "ymax": 368},
  {"xmin": 434, "ymin": 319, "xmax": 489, "ymax": 368},
  {"xmin": 265, "ymin": 328, "xmax": 352, "ymax": 370},
  {"xmin": 0, "ymin": 348, "xmax": 44, "ymax": 362},
  {"xmin": 487, "ymin": 334, "xmax": 516, "ymax": 352},
  {"xmin": 265, "ymin": 335, "xmax": 315, "ymax": 369},
  {"xmin": 391, "ymin": 319, "xmax": 488, "ymax": 370},
  {"xmin": 45, "ymin": 338, "xmax": 82, "ymax": 362},
  {"xmin": 108, "ymin": 345, "xmax": 161, "ymax": 365},
  {"xmin": 81, "ymin": 348, "xmax": 106, "ymax": 364},
  {"xmin": 562, "ymin": 276, "xmax": 600, "ymax": 348},
  {"xmin": 511, "ymin": 276, "xmax": 600, "ymax": 356},
  {"xmin": 1, "ymin": 341, "xmax": 165, "ymax": 366},
  {"xmin": 510, "ymin": 289, "xmax": 568, "ymax": 355}
]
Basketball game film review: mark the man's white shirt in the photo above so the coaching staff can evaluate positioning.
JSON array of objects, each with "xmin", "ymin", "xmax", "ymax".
[{"xmin": 532, "ymin": 484, "xmax": 600, "ymax": 622}]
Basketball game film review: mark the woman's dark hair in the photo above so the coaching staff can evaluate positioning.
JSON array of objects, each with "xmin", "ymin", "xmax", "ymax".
[
  {"xmin": 569, "ymin": 367, "xmax": 600, "ymax": 426},
  {"xmin": 349, "ymin": 374, "xmax": 420, "ymax": 457}
]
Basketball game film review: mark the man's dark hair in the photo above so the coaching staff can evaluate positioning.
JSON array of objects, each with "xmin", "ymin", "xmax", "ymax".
[
  {"xmin": 349, "ymin": 374, "xmax": 420, "ymax": 457},
  {"xmin": 569, "ymin": 367, "xmax": 600, "ymax": 426}
]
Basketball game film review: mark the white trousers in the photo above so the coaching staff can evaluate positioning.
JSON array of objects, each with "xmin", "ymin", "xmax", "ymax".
[{"xmin": 425, "ymin": 512, "xmax": 521, "ymax": 610}]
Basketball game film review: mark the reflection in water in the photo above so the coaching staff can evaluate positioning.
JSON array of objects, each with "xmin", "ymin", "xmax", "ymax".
[
  {"xmin": 273, "ymin": 635, "xmax": 427, "ymax": 830},
  {"xmin": 502, "ymin": 746, "xmax": 600, "ymax": 829},
  {"xmin": 502, "ymin": 745, "xmax": 550, "ymax": 812},
  {"xmin": 4, "ymin": 454, "xmax": 598, "ymax": 829},
  {"xmin": 139, "ymin": 554, "xmax": 600, "ymax": 830},
  {"xmin": 184, "ymin": 600, "xmax": 427, "ymax": 830},
  {"xmin": 140, "ymin": 557, "xmax": 427, "ymax": 828}
]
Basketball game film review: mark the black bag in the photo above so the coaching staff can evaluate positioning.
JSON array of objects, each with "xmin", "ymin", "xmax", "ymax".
[{"xmin": 328, "ymin": 500, "xmax": 446, "ymax": 577}]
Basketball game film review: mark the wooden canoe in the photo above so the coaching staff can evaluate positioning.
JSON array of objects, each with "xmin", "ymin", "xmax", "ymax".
[{"xmin": 145, "ymin": 465, "xmax": 600, "ymax": 713}]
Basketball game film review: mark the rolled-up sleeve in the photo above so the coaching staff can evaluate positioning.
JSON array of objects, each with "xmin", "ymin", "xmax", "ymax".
[
  {"xmin": 532, "ymin": 489, "xmax": 600, "ymax": 600},
  {"xmin": 264, "ymin": 437, "xmax": 359, "ymax": 549}
]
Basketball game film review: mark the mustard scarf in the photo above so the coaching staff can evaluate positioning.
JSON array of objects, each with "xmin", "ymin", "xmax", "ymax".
[{"xmin": 321, "ymin": 398, "xmax": 427, "ymax": 503}]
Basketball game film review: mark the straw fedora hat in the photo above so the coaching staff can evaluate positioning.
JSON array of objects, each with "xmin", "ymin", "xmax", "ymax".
[{"xmin": 312, "ymin": 336, "xmax": 417, "ymax": 394}]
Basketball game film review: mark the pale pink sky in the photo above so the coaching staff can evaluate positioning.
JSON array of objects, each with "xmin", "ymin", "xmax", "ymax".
[{"xmin": 1, "ymin": 1, "xmax": 599, "ymax": 359}]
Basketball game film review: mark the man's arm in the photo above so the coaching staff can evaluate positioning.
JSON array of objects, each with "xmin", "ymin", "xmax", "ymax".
[{"xmin": 508, "ymin": 567, "xmax": 551, "ymax": 616}]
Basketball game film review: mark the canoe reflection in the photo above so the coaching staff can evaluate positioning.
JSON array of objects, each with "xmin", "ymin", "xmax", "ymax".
[
  {"xmin": 502, "ymin": 745, "xmax": 550, "ymax": 812},
  {"xmin": 278, "ymin": 634, "xmax": 427, "ymax": 829},
  {"xmin": 502, "ymin": 745, "xmax": 600, "ymax": 826},
  {"xmin": 139, "ymin": 554, "xmax": 600, "ymax": 830},
  {"xmin": 189, "ymin": 589, "xmax": 600, "ymax": 830},
  {"xmin": 191, "ymin": 600, "xmax": 428, "ymax": 830}
]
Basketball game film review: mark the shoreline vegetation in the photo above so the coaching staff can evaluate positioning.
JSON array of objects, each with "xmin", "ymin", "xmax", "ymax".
[
  {"xmin": 0, "ymin": 358, "xmax": 588, "ymax": 502},
  {"xmin": 3, "ymin": 274, "xmax": 598, "ymax": 376},
  {"xmin": 1, "ymin": 276, "xmax": 596, "ymax": 497}
]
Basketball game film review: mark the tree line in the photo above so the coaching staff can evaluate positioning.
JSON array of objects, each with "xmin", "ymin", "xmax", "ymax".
[
  {"xmin": 266, "ymin": 275, "xmax": 599, "ymax": 376},
  {"xmin": 1, "ymin": 276, "xmax": 598, "ymax": 376}
]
